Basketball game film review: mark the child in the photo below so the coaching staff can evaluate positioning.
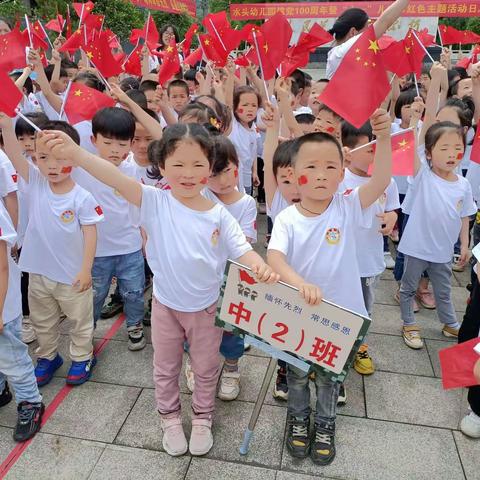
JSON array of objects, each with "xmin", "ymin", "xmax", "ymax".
[
  {"xmin": 167, "ymin": 79, "xmax": 190, "ymax": 115},
  {"xmin": 72, "ymin": 107, "xmax": 147, "ymax": 351},
  {"xmin": 39, "ymin": 123, "xmax": 278, "ymax": 458},
  {"xmin": 0, "ymin": 200, "xmax": 44, "ymax": 442},
  {"xmin": 398, "ymin": 122, "xmax": 477, "ymax": 349},
  {"xmin": 313, "ymin": 104, "xmax": 343, "ymax": 142},
  {"xmin": 1, "ymin": 117, "xmax": 102, "ymax": 386},
  {"xmin": 340, "ymin": 120, "xmax": 400, "ymax": 374},
  {"xmin": 139, "ymin": 80, "xmax": 160, "ymax": 112},
  {"xmin": 308, "ymin": 79, "xmax": 329, "ymax": 116},
  {"xmin": 267, "ymin": 109, "xmax": 392, "ymax": 465}
]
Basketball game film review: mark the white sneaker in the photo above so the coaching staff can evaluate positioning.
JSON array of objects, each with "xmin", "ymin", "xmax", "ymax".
[
  {"xmin": 185, "ymin": 355, "xmax": 195, "ymax": 393},
  {"xmin": 217, "ymin": 370, "xmax": 240, "ymax": 401},
  {"xmin": 460, "ymin": 412, "xmax": 480, "ymax": 438},
  {"xmin": 189, "ymin": 418, "xmax": 213, "ymax": 456},
  {"xmin": 21, "ymin": 317, "xmax": 36, "ymax": 344},
  {"xmin": 161, "ymin": 416, "xmax": 188, "ymax": 456},
  {"xmin": 384, "ymin": 252, "xmax": 395, "ymax": 269}
]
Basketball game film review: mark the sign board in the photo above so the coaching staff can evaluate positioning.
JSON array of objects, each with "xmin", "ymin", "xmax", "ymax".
[
  {"xmin": 230, "ymin": 1, "xmax": 480, "ymax": 20},
  {"xmin": 215, "ymin": 261, "xmax": 371, "ymax": 382},
  {"xmin": 130, "ymin": 0, "xmax": 196, "ymax": 17}
]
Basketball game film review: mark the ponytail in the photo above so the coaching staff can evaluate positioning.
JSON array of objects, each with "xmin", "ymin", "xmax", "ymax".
[{"xmin": 329, "ymin": 8, "xmax": 369, "ymax": 41}]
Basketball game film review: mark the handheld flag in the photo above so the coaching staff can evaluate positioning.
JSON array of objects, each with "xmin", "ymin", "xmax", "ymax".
[
  {"xmin": 0, "ymin": 70, "xmax": 23, "ymax": 117},
  {"xmin": 158, "ymin": 40, "xmax": 180, "ymax": 86},
  {"xmin": 439, "ymin": 338, "xmax": 480, "ymax": 389}
]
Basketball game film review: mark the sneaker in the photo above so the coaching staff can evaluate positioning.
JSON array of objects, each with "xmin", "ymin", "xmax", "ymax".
[
  {"xmin": 218, "ymin": 370, "xmax": 240, "ymax": 401},
  {"xmin": 35, "ymin": 354, "xmax": 63, "ymax": 386},
  {"xmin": 452, "ymin": 254, "xmax": 465, "ymax": 272},
  {"xmin": 0, "ymin": 382, "xmax": 12, "ymax": 408},
  {"xmin": 273, "ymin": 368, "xmax": 288, "ymax": 400},
  {"xmin": 127, "ymin": 325, "xmax": 146, "ymax": 351},
  {"xmin": 189, "ymin": 418, "xmax": 214, "ymax": 456},
  {"xmin": 100, "ymin": 298, "xmax": 123, "ymax": 319},
  {"xmin": 402, "ymin": 326, "xmax": 424, "ymax": 349},
  {"xmin": 460, "ymin": 412, "xmax": 480, "ymax": 438},
  {"xmin": 161, "ymin": 415, "xmax": 188, "ymax": 456},
  {"xmin": 21, "ymin": 317, "xmax": 36, "ymax": 344},
  {"xmin": 337, "ymin": 383, "xmax": 347, "ymax": 406},
  {"xmin": 13, "ymin": 401, "xmax": 44, "ymax": 442},
  {"xmin": 442, "ymin": 324, "xmax": 459, "ymax": 338},
  {"xmin": 185, "ymin": 355, "xmax": 195, "ymax": 393},
  {"xmin": 66, "ymin": 356, "xmax": 97, "ymax": 385},
  {"xmin": 416, "ymin": 289, "xmax": 436, "ymax": 309},
  {"xmin": 143, "ymin": 299, "xmax": 152, "ymax": 327},
  {"xmin": 384, "ymin": 252, "xmax": 395, "ymax": 269},
  {"xmin": 353, "ymin": 345, "xmax": 375, "ymax": 375},
  {"xmin": 311, "ymin": 426, "xmax": 336, "ymax": 465},
  {"xmin": 394, "ymin": 289, "xmax": 420, "ymax": 313},
  {"xmin": 286, "ymin": 416, "xmax": 310, "ymax": 458}
]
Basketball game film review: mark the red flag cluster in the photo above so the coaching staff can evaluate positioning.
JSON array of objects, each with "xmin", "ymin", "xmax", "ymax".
[{"xmin": 439, "ymin": 24, "xmax": 480, "ymax": 45}]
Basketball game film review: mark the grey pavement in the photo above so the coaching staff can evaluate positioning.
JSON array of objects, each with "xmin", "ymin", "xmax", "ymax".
[{"xmin": 0, "ymin": 213, "xmax": 478, "ymax": 480}]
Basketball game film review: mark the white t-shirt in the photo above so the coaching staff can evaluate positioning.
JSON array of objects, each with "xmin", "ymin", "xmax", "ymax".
[
  {"xmin": 268, "ymin": 189, "xmax": 371, "ymax": 316},
  {"xmin": 0, "ymin": 150, "xmax": 18, "ymax": 197},
  {"xmin": 203, "ymin": 189, "xmax": 257, "ymax": 243},
  {"xmin": 339, "ymin": 170, "xmax": 400, "ymax": 277},
  {"xmin": 267, "ymin": 189, "xmax": 290, "ymax": 224},
  {"xmin": 35, "ymin": 91, "xmax": 66, "ymax": 121},
  {"xmin": 19, "ymin": 165, "xmax": 104, "ymax": 284},
  {"xmin": 72, "ymin": 161, "xmax": 142, "ymax": 257},
  {"xmin": 399, "ymin": 166, "xmax": 477, "ymax": 263},
  {"xmin": 127, "ymin": 154, "xmax": 170, "ymax": 189},
  {"xmin": 139, "ymin": 186, "xmax": 252, "ymax": 312},
  {"xmin": 466, "ymin": 161, "xmax": 480, "ymax": 204},
  {"xmin": 0, "ymin": 202, "xmax": 21, "ymax": 324},
  {"xmin": 228, "ymin": 118, "xmax": 257, "ymax": 190},
  {"xmin": 326, "ymin": 35, "xmax": 360, "ymax": 80},
  {"xmin": 73, "ymin": 121, "xmax": 97, "ymax": 154}
]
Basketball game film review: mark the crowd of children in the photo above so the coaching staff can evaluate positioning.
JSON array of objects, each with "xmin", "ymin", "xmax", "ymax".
[{"xmin": 1, "ymin": 0, "xmax": 480, "ymax": 469}]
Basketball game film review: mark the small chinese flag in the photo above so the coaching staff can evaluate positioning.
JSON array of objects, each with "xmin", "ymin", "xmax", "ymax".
[
  {"xmin": 59, "ymin": 28, "xmax": 83, "ymax": 53},
  {"xmin": 0, "ymin": 70, "xmax": 23, "ymax": 117},
  {"xmin": 295, "ymin": 23, "xmax": 333, "ymax": 52},
  {"xmin": 439, "ymin": 24, "xmax": 480, "ymax": 45},
  {"xmin": 0, "ymin": 28, "xmax": 28, "ymax": 73},
  {"xmin": 45, "ymin": 15, "xmax": 65, "ymax": 33},
  {"xmin": 94, "ymin": 205, "xmax": 103, "ymax": 216},
  {"xmin": 471, "ymin": 128, "xmax": 480, "ymax": 165},
  {"xmin": 64, "ymin": 81, "xmax": 115, "ymax": 124},
  {"xmin": 73, "ymin": 1, "xmax": 95, "ymax": 23},
  {"xmin": 183, "ymin": 23, "xmax": 198, "ymax": 57},
  {"xmin": 281, "ymin": 46, "xmax": 310, "ymax": 78},
  {"xmin": 123, "ymin": 44, "xmax": 142, "ymax": 76},
  {"xmin": 83, "ymin": 33, "xmax": 123, "ymax": 78},
  {"xmin": 199, "ymin": 33, "xmax": 228, "ymax": 67},
  {"xmin": 130, "ymin": 15, "xmax": 159, "ymax": 52},
  {"xmin": 319, "ymin": 25, "xmax": 390, "ymax": 128},
  {"xmin": 23, "ymin": 20, "xmax": 49, "ymax": 51},
  {"xmin": 158, "ymin": 40, "xmax": 180, "ymax": 86},
  {"xmin": 203, "ymin": 12, "xmax": 244, "ymax": 51},
  {"xmin": 184, "ymin": 47, "xmax": 202, "ymax": 67},
  {"xmin": 439, "ymin": 338, "xmax": 480, "ymax": 389},
  {"xmin": 84, "ymin": 13, "xmax": 104, "ymax": 32}
]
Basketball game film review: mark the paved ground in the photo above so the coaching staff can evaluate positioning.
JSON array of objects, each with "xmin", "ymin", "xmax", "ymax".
[{"xmin": 0, "ymin": 213, "xmax": 479, "ymax": 480}]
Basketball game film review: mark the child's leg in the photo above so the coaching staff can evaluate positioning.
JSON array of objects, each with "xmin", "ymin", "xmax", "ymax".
[
  {"xmin": 286, "ymin": 365, "xmax": 311, "ymax": 419},
  {"xmin": 426, "ymin": 262, "xmax": 458, "ymax": 328},
  {"xmin": 360, "ymin": 276, "xmax": 379, "ymax": 318},
  {"xmin": 56, "ymin": 286, "xmax": 94, "ymax": 362},
  {"xmin": 219, "ymin": 332, "xmax": 244, "ymax": 367},
  {"xmin": 92, "ymin": 256, "xmax": 116, "ymax": 325},
  {"xmin": 0, "ymin": 316, "xmax": 42, "ymax": 404},
  {"xmin": 399, "ymin": 255, "xmax": 427, "ymax": 326},
  {"xmin": 218, "ymin": 332, "xmax": 244, "ymax": 401},
  {"xmin": 150, "ymin": 298, "xmax": 185, "ymax": 415},
  {"xmin": 183, "ymin": 303, "xmax": 223, "ymax": 419},
  {"xmin": 28, "ymin": 274, "xmax": 62, "ymax": 360}
]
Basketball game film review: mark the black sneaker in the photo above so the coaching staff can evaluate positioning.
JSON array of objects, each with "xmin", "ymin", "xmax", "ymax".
[
  {"xmin": 13, "ymin": 401, "xmax": 44, "ymax": 442},
  {"xmin": 143, "ymin": 298, "xmax": 152, "ymax": 327},
  {"xmin": 337, "ymin": 383, "xmax": 347, "ymax": 406},
  {"xmin": 100, "ymin": 298, "xmax": 123, "ymax": 319},
  {"xmin": 127, "ymin": 324, "xmax": 146, "ymax": 351},
  {"xmin": 311, "ymin": 425, "xmax": 336, "ymax": 465},
  {"xmin": 0, "ymin": 382, "xmax": 12, "ymax": 408},
  {"xmin": 273, "ymin": 368, "xmax": 288, "ymax": 400},
  {"xmin": 286, "ymin": 415, "xmax": 310, "ymax": 458}
]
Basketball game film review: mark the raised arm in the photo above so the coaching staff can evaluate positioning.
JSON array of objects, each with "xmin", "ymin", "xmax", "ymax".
[
  {"xmin": 155, "ymin": 86, "xmax": 177, "ymax": 126},
  {"xmin": 276, "ymin": 77, "xmax": 303, "ymax": 138},
  {"xmin": 262, "ymin": 103, "xmax": 280, "ymax": 209},
  {"xmin": 359, "ymin": 109, "xmax": 392, "ymax": 209},
  {"xmin": 409, "ymin": 96, "xmax": 425, "ymax": 175},
  {"xmin": 471, "ymin": 62, "xmax": 480, "ymax": 123},
  {"xmin": 373, "ymin": 0, "xmax": 409, "ymax": 39},
  {"xmin": 0, "ymin": 116, "xmax": 30, "ymax": 182}
]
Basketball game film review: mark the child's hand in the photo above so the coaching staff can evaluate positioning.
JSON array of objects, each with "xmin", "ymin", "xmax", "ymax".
[
  {"xmin": 38, "ymin": 130, "xmax": 81, "ymax": 165},
  {"xmin": 275, "ymin": 77, "xmax": 291, "ymax": 104},
  {"xmin": 109, "ymin": 83, "xmax": 131, "ymax": 106},
  {"xmin": 474, "ymin": 358, "xmax": 480, "ymax": 384},
  {"xmin": 53, "ymin": 35, "xmax": 65, "ymax": 50},
  {"xmin": 410, "ymin": 96, "xmax": 425, "ymax": 124},
  {"xmin": 27, "ymin": 49, "xmax": 42, "ymax": 69},
  {"xmin": 377, "ymin": 211, "xmax": 397, "ymax": 235},
  {"xmin": 370, "ymin": 109, "xmax": 391, "ymax": 139},
  {"xmin": 471, "ymin": 62, "xmax": 480, "ymax": 84},
  {"xmin": 51, "ymin": 49, "xmax": 61, "ymax": 64},
  {"xmin": 261, "ymin": 102, "xmax": 279, "ymax": 128},
  {"xmin": 430, "ymin": 61, "xmax": 446, "ymax": 80},
  {"xmin": 439, "ymin": 48, "xmax": 451, "ymax": 69},
  {"xmin": 299, "ymin": 283, "xmax": 322, "ymax": 306},
  {"xmin": 225, "ymin": 58, "xmax": 236, "ymax": 76},
  {"xmin": 251, "ymin": 263, "xmax": 280, "ymax": 284},
  {"xmin": 73, "ymin": 269, "xmax": 92, "ymax": 292},
  {"xmin": 154, "ymin": 85, "xmax": 167, "ymax": 106},
  {"xmin": 459, "ymin": 246, "xmax": 471, "ymax": 267}
]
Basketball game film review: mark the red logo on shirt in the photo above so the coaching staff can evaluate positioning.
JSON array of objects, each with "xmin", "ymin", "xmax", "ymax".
[
  {"xmin": 253, "ymin": 220, "xmax": 257, "ymax": 231},
  {"xmin": 11, "ymin": 174, "xmax": 17, "ymax": 183},
  {"xmin": 60, "ymin": 210, "xmax": 75, "ymax": 224},
  {"xmin": 343, "ymin": 189, "xmax": 353, "ymax": 196},
  {"xmin": 95, "ymin": 205, "xmax": 103, "ymax": 216}
]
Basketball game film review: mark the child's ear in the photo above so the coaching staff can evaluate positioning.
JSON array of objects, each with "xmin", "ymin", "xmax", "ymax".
[{"xmin": 90, "ymin": 135, "xmax": 97, "ymax": 147}]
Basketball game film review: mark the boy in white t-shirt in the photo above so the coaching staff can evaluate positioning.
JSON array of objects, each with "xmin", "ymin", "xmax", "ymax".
[
  {"xmin": 267, "ymin": 109, "xmax": 392, "ymax": 465},
  {"xmin": 340, "ymin": 120, "xmax": 400, "ymax": 374},
  {"xmin": 1, "ymin": 117, "xmax": 103, "ymax": 387}
]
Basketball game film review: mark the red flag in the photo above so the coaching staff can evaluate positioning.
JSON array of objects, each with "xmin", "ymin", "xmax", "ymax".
[
  {"xmin": 73, "ymin": 2, "xmax": 95, "ymax": 23},
  {"xmin": 0, "ymin": 28, "xmax": 28, "ymax": 73},
  {"xmin": 123, "ymin": 44, "xmax": 142, "ymax": 76},
  {"xmin": 59, "ymin": 28, "xmax": 84, "ymax": 53},
  {"xmin": 471, "ymin": 128, "xmax": 480, "ymax": 165},
  {"xmin": 295, "ymin": 23, "xmax": 332, "ymax": 52},
  {"xmin": 280, "ymin": 46, "xmax": 310, "ymax": 78},
  {"xmin": 183, "ymin": 23, "xmax": 198, "ymax": 57},
  {"xmin": 23, "ymin": 20, "xmax": 49, "ymax": 50},
  {"xmin": 378, "ymin": 34, "xmax": 396, "ymax": 50},
  {"xmin": 64, "ymin": 81, "xmax": 115, "ymax": 124},
  {"xmin": 439, "ymin": 338, "xmax": 480, "ymax": 389},
  {"xmin": 158, "ymin": 40, "xmax": 180, "ymax": 86},
  {"xmin": 199, "ymin": 33, "xmax": 228, "ymax": 67},
  {"xmin": 45, "ymin": 15, "xmax": 65, "ymax": 33},
  {"xmin": 239, "ymin": 269, "xmax": 257, "ymax": 285},
  {"xmin": 202, "ymin": 12, "xmax": 242, "ymax": 51},
  {"xmin": 234, "ymin": 53, "xmax": 250, "ymax": 67},
  {"xmin": 83, "ymin": 33, "xmax": 123, "ymax": 78},
  {"xmin": 439, "ymin": 25, "xmax": 480, "ymax": 45},
  {"xmin": 319, "ymin": 25, "xmax": 389, "ymax": 128},
  {"xmin": 184, "ymin": 47, "xmax": 202, "ymax": 67},
  {"xmin": 104, "ymin": 29, "xmax": 120, "ymax": 49},
  {"xmin": 0, "ymin": 70, "xmax": 23, "ymax": 117},
  {"xmin": 457, "ymin": 45, "xmax": 480, "ymax": 69},
  {"xmin": 94, "ymin": 205, "xmax": 103, "ymax": 215},
  {"xmin": 85, "ymin": 13, "xmax": 104, "ymax": 32},
  {"xmin": 130, "ymin": 15, "xmax": 159, "ymax": 52}
]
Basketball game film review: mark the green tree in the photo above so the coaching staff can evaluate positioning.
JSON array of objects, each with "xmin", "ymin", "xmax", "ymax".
[{"xmin": 0, "ymin": 0, "xmax": 28, "ymax": 24}]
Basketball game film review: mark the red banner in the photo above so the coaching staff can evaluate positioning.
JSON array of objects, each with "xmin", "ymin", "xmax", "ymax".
[
  {"xmin": 230, "ymin": 1, "xmax": 480, "ymax": 20},
  {"xmin": 130, "ymin": 0, "xmax": 196, "ymax": 17}
]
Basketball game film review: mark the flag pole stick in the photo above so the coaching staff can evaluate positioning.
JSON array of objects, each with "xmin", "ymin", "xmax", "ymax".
[
  {"xmin": 411, "ymin": 29, "xmax": 434, "ymax": 63},
  {"xmin": 122, "ymin": 38, "xmax": 140, "ymax": 68},
  {"xmin": 438, "ymin": 26, "xmax": 444, "ymax": 48},
  {"xmin": 58, "ymin": 80, "xmax": 72, "ymax": 119},
  {"xmin": 197, "ymin": 34, "xmax": 217, "ymax": 77},
  {"xmin": 252, "ymin": 31, "xmax": 269, "ymax": 100},
  {"xmin": 144, "ymin": 12, "xmax": 150, "ymax": 45},
  {"xmin": 209, "ymin": 18, "xmax": 228, "ymax": 53},
  {"xmin": 38, "ymin": 19, "xmax": 54, "ymax": 50},
  {"xmin": 78, "ymin": 3, "xmax": 85, "ymax": 30},
  {"xmin": 24, "ymin": 15, "xmax": 33, "ymax": 49},
  {"xmin": 413, "ymin": 73, "xmax": 420, "ymax": 97},
  {"xmin": 349, "ymin": 127, "xmax": 415, "ymax": 153}
]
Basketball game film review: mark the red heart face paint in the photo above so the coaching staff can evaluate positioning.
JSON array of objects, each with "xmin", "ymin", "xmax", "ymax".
[
  {"xmin": 234, "ymin": 169, "xmax": 238, "ymax": 178},
  {"xmin": 457, "ymin": 152, "xmax": 463, "ymax": 160},
  {"xmin": 200, "ymin": 177, "xmax": 208, "ymax": 184},
  {"xmin": 237, "ymin": 108, "xmax": 244, "ymax": 114},
  {"xmin": 122, "ymin": 153, "xmax": 129, "ymax": 160},
  {"xmin": 298, "ymin": 175, "xmax": 308, "ymax": 185},
  {"xmin": 326, "ymin": 126, "xmax": 335, "ymax": 133},
  {"xmin": 61, "ymin": 166, "xmax": 72, "ymax": 174}
]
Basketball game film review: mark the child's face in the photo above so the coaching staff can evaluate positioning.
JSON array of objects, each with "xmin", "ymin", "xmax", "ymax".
[
  {"xmin": 398, "ymin": 75, "xmax": 409, "ymax": 89},
  {"xmin": 236, "ymin": 92, "xmax": 258, "ymax": 124},
  {"xmin": 160, "ymin": 140, "xmax": 211, "ymax": 198},
  {"xmin": 65, "ymin": 67, "xmax": 78, "ymax": 80},
  {"xmin": 132, "ymin": 123, "xmax": 153, "ymax": 166},
  {"xmin": 349, "ymin": 135, "xmax": 374, "ymax": 173},
  {"xmin": 35, "ymin": 136, "xmax": 71, "ymax": 183},
  {"xmin": 186, "ymin": 80, "xmax": 197, "ymax": 95},
  {"xmin": 455, "ymin": 78, "xmax": 473, "ymax": 99},
  {"xmin": 400, "ymin": 103, "xmax": 413, "ymax": 124},
  {"xmin": 308, "ymin": 82, "xmax": 327, "ymax": 116},
  {"xmin": 144, "ymin": 89, "xmax": 159, "ymax": 112},
  {"xmin": 208, "ymin": 160, "xmax": 238, "ymax": 195},
  {"xmin": 17, "ymin": 133, "xmax": 36, "ymax": 157},
  {"xmin": 51, "ymin": 76, "xmax": 69, "ymax": 95},
  {"xmin": 419, "ymin": 73, "xmax": 431, "ymax": 92},
  {"xmin": 428, "ymin": 131, "xmax": 464, "ymax": 172},
  {"xmin": 294, "ymin": 141, "xmax": 344, "ymax": 201},
  {"xmin": 275, "ymin": 166, "xmax": 301, "ymax": 204},
  {"xmin": 313, "ymin": 110, "xmax": 341, "ymax": 141},
  {"xmin": 92, "ymin": 133, "xmax": 132, "ymax": 166},
  {"xmin": 168, "ymin": 86, "xmax": 189, "ymax": 113}
]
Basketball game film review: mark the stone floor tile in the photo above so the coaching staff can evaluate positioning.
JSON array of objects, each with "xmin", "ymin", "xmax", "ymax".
[
  {"xmin": 452, "ymin": 269, "xmax": 472, "ymax": 288},
  {"xmin": 425, "ymin": 339, "xmax": 450, "ymax": 378},
  {"xmin": 186, "ymin": 458, "xmax": 276, "ymax": 480},
  {"xmin": 281, "ymin": 416, "xmax": 464, "ymax": 480},
  {"xmin": 235, "ymin": 355, "xmax": 270, "ymax": 403},
  {"xmin": 371, "ymin": 280, "xmax": 398, "ymax": 307},
  {"xmin": 0, "ymin": 426, "xmax": 16, "ymax": 459},
  {"xmin": 5, "ymin": 433, "xmax": 105, "ymax": 480},
  {"xmin": 451, "ymin": 286, "xmax": 470, "ymax": 313},
  {"xmin": 364, "ymin": 371, "xmax": 463, "ymax": 429},
  {"xmin": 453, "ymin": 430, "xmax": 480, "ymax": 480},
  {"xmin": 41, "ymin": 382, "xmax": 140, "ymax": 443},
  {"xmin": 89, "ymin": 444, "xmax": 190, "ymax": 480},
  {"xmin": 276, "ymin": 471, "xmax": 340, "ymax": 480}
]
